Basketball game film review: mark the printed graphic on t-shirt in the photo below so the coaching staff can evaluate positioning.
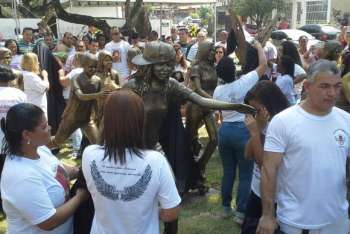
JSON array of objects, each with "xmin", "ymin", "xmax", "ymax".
[
  {"xmin": 55, "ymin": 165, "xmax": 70, "ymax": 200},
  {"xmin": 112, "ymin": 50, "xmax": 121, "ymax": 63},
  {"xmin": 90, "ymin": 160, "xmax": 152, "ymax": 201},
  {"xmin": 333, "ymin": 129, "xmax": 349, "ymax": 148}
]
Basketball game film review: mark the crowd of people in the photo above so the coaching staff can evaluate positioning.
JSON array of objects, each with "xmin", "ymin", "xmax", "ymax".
[{"xmin": 0, "ymin": 22, "xmax": 349, "ymax": 234}]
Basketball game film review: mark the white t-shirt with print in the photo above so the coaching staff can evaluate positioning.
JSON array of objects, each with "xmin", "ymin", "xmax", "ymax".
[
  {"xmin": 1, "ymin": 146, "xmax": 73, "ymax": 234},
  {"xmin": 82, "ymin": 145, "xmax": 181, "ymax": 234},
  {"xmin": 0, "ymin": 87, "xmax": 26, "ymax": 144},
  {"xmin": 213, "ymin": 70, "xmax": 259, "ymax": 122},
  {"xmin": 105, "ymin": 40, "xmax": 131, "ymax": 83},
  {"xmin": 264, "ymin": 105, "xmax": 350, "ymax": 229},
  {"xmin": 22, "ymin": 71, "xmax": 49, "ymax": 116},
  {"xmin": 62, "ymin": 68, "xmax": 83, "ymax": 100},
  {"xmin": 275, "ymin": 74, "xmax": 296, "ymax": 104}
]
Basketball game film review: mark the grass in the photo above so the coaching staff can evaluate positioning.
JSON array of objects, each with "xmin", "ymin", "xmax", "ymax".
[{"xmin": 0, "ymin": 131, "xmax": 241, "ymax": 234}]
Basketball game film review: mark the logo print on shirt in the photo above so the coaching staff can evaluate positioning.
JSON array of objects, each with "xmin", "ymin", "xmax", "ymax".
[
  {"xmin": 333, "ymin": 129, "xmax": 348, "ymax": 148},
  {"xmin": 54, "ymin": 165, "xmax": 70, "ymax": 201},
  {"xmin": 90, "ymin": 160, "xmax": 152, "ymax": 201}
]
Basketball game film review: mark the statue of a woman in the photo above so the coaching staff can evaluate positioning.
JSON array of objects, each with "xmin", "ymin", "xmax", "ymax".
[{"xmin": 185, "ymin": 41, "xmax": 218, "ymax": 192}]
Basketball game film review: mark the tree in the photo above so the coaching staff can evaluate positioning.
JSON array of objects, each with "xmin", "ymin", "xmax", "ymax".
[
  {"xmin": 51, "ymin": 0, "xmax": 151, "ymax": 39},
  {"xmin": 233, "ymin": 0, "xmax": 285, "ymax": 28},
  {"xmin": 0, "ymin": 0, "xmax": 151, "ymax": 39},
  {"xmin": 198, "ymin": 6, "xmax": 213, "ymax": 27}
]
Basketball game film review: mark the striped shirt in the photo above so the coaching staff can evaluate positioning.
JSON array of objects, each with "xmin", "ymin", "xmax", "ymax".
[{"xmin": 17, "ymin": 39, "xmax": 35, "ymax": 54}]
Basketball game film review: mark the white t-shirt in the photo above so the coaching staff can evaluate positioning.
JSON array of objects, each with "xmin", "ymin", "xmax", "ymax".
[
  {"xmin": 10, "ymin": 54, "xmax": 23, "ymax": 70},
  {"xmin": 264, "ymin": 41, "xmax": 278, "ymax": 61},
  {"xmin": 272, "ymin": 63, "xmax": 306, "ymax": 78},
  {"xmin": 82, "ymin": 145, "xmax": 181, "ymax": 234},
  {"xmin": 62, "ymin": 68, "xmax": 83, "ymax": 100},
  {"xmin": 213, "ymin": 70, "xmax": 259, "ymax": 122},
  {"xmin": 272, "ymin": 63, "xmax": 306, "ymax": 100},
  {"xmin": 275, "ymin": 74, "xmax": 296, "ymax": 104},
  {"xmin": 1, "ymin": 146, "xmax": 73, "ymax": 234},
  {"xmin": 22, "ymin": 71, "xmax": 49, "ymax": 116},
  {"xmin": 0, "ymin": 87, "xmax": 26, "ymax": 144},
  {"xmin": 64, "ymin": 53, "xmax": 76, "ymax": 73},
  {"xmin": 264, "ymin": 105, "xmax": 350, "ymax": 229},
  {"xmin": 105, "ymin": 40, "xmax": 131, "ymax": 82},
  {"xmin": 250, "ymin": 126, "xmax": 267, "ymax": 197}
]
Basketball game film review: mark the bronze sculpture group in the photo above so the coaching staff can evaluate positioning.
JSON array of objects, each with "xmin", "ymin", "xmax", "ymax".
[{"xmin": 51, "ymin": 40, "xmax": 255, "ymax": 194}]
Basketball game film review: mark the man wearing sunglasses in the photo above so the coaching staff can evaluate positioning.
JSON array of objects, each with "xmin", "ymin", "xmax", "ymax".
[{"xmin": 105, "ymin": 27, "xmax": 131, "ymax": 85}]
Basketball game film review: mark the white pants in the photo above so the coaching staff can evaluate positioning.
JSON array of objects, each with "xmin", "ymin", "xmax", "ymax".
[{"xmin": 279, "ymin": 217, "xmax": 349, "ymax": 234}]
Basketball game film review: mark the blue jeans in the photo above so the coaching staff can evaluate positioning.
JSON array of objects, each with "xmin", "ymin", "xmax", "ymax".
[{"xmin": 218, "ymin": 121, "xmax": 253, "ymax": 213}]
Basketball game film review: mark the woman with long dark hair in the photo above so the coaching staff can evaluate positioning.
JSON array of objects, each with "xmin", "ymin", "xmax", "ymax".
[
  {"xmin": 82, "ymin": 90, "xmax": 181, "ymax": 234},
  {"xmin": 241, "ymin": 80, "xmax": 290, "ymax": 234},
  {"xmin": 277, "ymin": 41, "xmax": 306, "ymax": 101},
  {"xmin": 276, "ymin": 55, "xmax": 296, "ymax": 104},
  {"xmin": 173, "ymin": 47, "xmax": 190, "ymax": 83},
  {"xmin": 0, "ymin": 103, "xmax": 87, "ymax": 233},
  {"xmin": 214, "ymin": 45, "xmax": 226, "ymax": 66}
]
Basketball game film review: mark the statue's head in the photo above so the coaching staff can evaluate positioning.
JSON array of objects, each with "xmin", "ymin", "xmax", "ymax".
[
  {"xmin": 82, "ymin": 53, "xmax": 98, "ymax": 77},
  {"xmin": 322, "ymin": 40, "xmax": 342, "ymax": 62},
  {"xmin": 0, "ymin": 48, "xmax": 12, "ymax": 66},
  {"xmin": 132, "ymin": 41, "xmax": 176, "ymax": 82},
  {"xmin": 196, "ymin": 41, "xmax": 215, "ymax": 64},
  {"xmin": 97, "ymin": 50, "xmax": 113, "ymax": 72}
]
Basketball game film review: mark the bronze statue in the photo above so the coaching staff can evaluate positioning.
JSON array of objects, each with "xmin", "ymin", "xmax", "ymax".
[
  {"xmin": 0, "ymin": 47, "xmax": 23, "ymax": 89},
  {"xmin": 185, "ymin": 41, "xmax": 219, "ymax": 192},
  {"xmin": 51, "ymin": 53, "xmax": 107, "ymax": 147},
  {"xmin": 124, "ymin": 41, "xmax": 254, "ymax": 180},
  {"xmin": 96, "ymin": 51, "xmax": 120, "ymax": 129}
]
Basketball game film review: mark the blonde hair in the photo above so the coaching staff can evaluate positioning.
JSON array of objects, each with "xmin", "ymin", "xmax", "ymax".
[{"xmin": 21, "ymin": 52, "xmax": 40, "ymax": 74}]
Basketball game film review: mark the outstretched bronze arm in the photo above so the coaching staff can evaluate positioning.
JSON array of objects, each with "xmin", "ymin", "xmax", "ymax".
[{"xmin": 188, "ymin": 92, "xmax": 256, "ymax": 115}]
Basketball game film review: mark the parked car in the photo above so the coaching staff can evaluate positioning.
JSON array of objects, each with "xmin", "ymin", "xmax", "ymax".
[
  {"xmin": 299, "ymin": 24, "xmax": 340, "ymax": 41},
  {"xmin": 271, "ymin": 29, "xmax": 320, "ymax": 48}
]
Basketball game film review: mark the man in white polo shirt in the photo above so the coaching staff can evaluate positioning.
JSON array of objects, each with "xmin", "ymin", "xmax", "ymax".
[{"xmin": 257, "ymin": 60, "xmax": 350, "ymax": 234}]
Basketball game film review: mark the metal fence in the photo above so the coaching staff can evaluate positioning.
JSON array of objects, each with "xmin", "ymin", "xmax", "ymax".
[{"xmin": 305, "ymin": 0, "xmax": 328, "ymax": 24}]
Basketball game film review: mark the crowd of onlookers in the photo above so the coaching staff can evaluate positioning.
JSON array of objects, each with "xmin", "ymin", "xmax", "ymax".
[{"xmin": 0, "ymin": 22, "xmax": 350, "ymax": 234}]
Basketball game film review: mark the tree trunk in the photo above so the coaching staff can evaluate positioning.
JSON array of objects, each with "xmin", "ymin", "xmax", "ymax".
[{"xmin": 121, "ymin": 0, "xmax": 151, "ymax": 38}]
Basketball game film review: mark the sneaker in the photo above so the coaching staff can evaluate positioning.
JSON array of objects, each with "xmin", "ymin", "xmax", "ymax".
[
  {"xmin": 233, "ymin": 211, "xmax": 245, "ymax": 226},
  {"xmin": 221, "ymin": 206, "xmax": 233, "ymax": 219}
]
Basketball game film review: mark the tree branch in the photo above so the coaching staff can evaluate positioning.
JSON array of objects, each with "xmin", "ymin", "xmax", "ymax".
[{"xmin": 50, "ymin": 0, "xmax": 111, "ymax": 39}]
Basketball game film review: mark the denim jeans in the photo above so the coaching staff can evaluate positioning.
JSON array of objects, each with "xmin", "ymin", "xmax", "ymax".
[{"xmin": 218, "ymin": 121, "xmax": 253, "ymax": 213}]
